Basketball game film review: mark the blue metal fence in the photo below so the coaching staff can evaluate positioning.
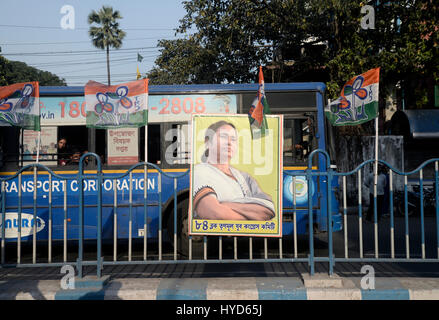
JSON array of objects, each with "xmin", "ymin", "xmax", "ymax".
[{"xmin": 1, "ymin": 150, "xmax": 438, "ymax": 278}]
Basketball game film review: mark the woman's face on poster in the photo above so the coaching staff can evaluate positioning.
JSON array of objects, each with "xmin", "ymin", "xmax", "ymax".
[{"xmin": 208, "ymin": 124, "xmax": 237, "ymax": 164}]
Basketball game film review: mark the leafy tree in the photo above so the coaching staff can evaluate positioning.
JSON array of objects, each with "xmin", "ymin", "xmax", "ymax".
[
  {"xmin": 88, "ymin": 6, "xmax": 126, "ymax": 85},
  {"xmin": 0, "ymin": 56, "xmax": 66, "ymax": 86},
  {"xmin": 148, "ymin": 38, "xmax": 217, "ymax": 84},
  {"xmin": 150, "ymin": 0, "xmax": 438, "ymax": 111}
]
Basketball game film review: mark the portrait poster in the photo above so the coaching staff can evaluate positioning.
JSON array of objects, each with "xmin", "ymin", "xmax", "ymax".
[{"xmin": 189, "ymin": 114, "xmax": 283, "ymax": 237}]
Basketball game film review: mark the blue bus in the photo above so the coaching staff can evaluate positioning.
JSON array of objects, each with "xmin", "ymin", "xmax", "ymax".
[{"xmin": 0, "ymin": 82, "xmax": 341, "ymax": 257}]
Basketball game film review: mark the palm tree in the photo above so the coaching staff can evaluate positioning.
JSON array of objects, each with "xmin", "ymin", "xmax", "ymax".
[{"xmin": 88, "ymin": 6, "xmax": 126, "ymax": 85}]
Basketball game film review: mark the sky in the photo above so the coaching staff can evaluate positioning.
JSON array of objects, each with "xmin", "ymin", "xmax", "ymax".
[{"xmin": 0, "ymin": 0, "xmax": 190, "ymax": 86}]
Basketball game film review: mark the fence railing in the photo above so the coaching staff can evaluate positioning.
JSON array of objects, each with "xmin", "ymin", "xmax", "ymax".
[{"xmin": 1, "ymin": 150, "xmax": 438, "ymax": 278}]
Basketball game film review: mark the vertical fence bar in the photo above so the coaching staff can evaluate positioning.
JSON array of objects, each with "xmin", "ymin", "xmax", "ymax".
[
  {"xmin": 143, "ymin": 165, "xmax": 148, "ymax": 261},
  {"xmin": 343, "ymin": 176, "xmax": 348, "ymax": 259},
  {"xmin": 358, "ymin": 170, "xmax": 363, "ymax": 259},
  {"xmin": 18, "ymin": 173, "xmax": 22, "ymax": 264},
  {"xmin": 373, "ymin": 168, "xmax": 378, "ymax": 259},
  {"xmin": 279, "ymin": 238, "xmax": 283, "ymax": 259},
  {"xmin": 97, "ymin": 164, "xmax": 103, "ymax": 278},
  {"xmin": 174, "ymin": 178, "xmax": 177, "ymax": 261},
  {"xmin": 204, "ymin": 236, "xmax": 207, "ymax": 260},
  {"xmin": 158, "ymin": 173, "xmax": 162, "ymax": 261},
  {"xmin": 63, "ymin": 179, "xmax": 67, "ymax": 262},
  {"xmin": 327, "ymin": 170, "xmax": 334, "ymax": 275},
  {"xmin": 32, "ymin": 167, "xmax": 37, "ymax": 264},
  {"xmin": 389, "ymin": 171, "xmax": 395, "ymax": 259},
  {"xmin": 293, "ymin": 177, "xmax": 298, "ymax": 259},
  {"xmin": 404, "ymin": 175, "xmax": 410, "ymax": 259},
  {"xmin": 1, "ymin": 181, "xmax": 5, "ymax": 265},
  {"xmin": 78, "ymin": 169, "xmax": 84, "ymax": 278},
  {"xmin": 420, "ymin": 169, "xmax": 425, "ymax": 259},
  {"xmin": 436, "ymin": 161, "xmax": 439, "ymax": 259},
  {"xmin": 264, "ymin": 238, "xmax": 268, "ymax": 260},
  {"xmin": 48, "ymin": 174, "xmax": 52, "ymax": 264},
  {"xmin": 113, "ymin": 179, "xmax": 117, "ymax": 262},
  {"xmin": 78, "ymin": 166, "xmax": 86, "ymax": 278},
  {"xmin": 307, "ymin": 170, "xmax": 314, "ymax": 275},
  {"xmin": 249, "ymin": 237, "xmax": 252, "ymax": 260},
  {"xmin": 219, "ymin": 236, "xmax": 222, "ymax": 260},
  {"xmin": 129, "ymin": 172, "xmax": 133, "ymax": 262},
  {"xmin": 234, "ymin": 237, "xmax": 237, "ymax": 260},
  {"xmin": 189, "ymin": 235, "xmax": 192, "ymax": 261}
]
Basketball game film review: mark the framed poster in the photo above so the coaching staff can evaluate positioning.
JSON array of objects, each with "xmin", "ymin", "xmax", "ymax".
[
  {"xmin": 107, "ymin": 128, "xmax": 139, "ymax": 165},
  {"xmin": 21, "ymin": 127, "xmax": 57, "ymax": 166},
  {"xmin": 189, "ymin": 114, "xmax": 283, "ymax": 237}
]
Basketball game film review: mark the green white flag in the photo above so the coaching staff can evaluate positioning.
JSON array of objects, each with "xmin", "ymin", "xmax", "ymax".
[
  {"xmin": 0, "ymin": 81, "xmax": 40, "ymax": 131},
  {"xmin": 325, "ymin": 68, "xmax": 380, "ymax": 126}
]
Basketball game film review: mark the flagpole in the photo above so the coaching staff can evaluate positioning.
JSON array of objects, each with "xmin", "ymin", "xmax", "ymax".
[
  {"xmin": 144, "ymin": 124, "xmax": 148, "ymax": 163},
  {"xmin": 374, "ymin": 113, "xmax": 378, "ymax": 206},
  {"xmin": 36, "ymin": 131, "xmax": 41, "ymax": 164}
]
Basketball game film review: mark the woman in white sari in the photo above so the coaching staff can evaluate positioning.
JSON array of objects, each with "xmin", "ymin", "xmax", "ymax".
[{"xmin": 193, "ymin": 121, "xmax": 275, "ymax": 220}]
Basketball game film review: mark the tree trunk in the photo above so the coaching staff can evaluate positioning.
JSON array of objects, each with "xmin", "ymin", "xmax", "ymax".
[{"xmin": 106, "ymin": 44, "xmax": 111, "ymax": 86}]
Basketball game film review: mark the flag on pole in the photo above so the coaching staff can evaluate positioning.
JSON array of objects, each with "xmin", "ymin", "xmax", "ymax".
[
  {"xmin": 137, "ymin": 53, "xmax": 143, "ymax": 63},
  {"xmin": 325, "ymin": 68, "xmax": 380, "ymax": 126},
  {"xmin": 248, "ymin": 66, "xmax": 271, "ymax": 138},
  {"xmin": 136, "ymin": 66, "xmax": 141, "ymax": 80},
  {"xmin": 0, "ymin": 82, "xmax": 40, "ymax": 131},
  {"xmin": 85, "ymin": 79, "xmax": 149, "ymax": 129}
]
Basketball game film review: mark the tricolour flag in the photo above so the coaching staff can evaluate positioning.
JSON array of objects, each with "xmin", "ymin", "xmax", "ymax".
[
  {"xmin": 248, "ymin": 66, "xmax": 271, "ymax": 138},
  {"xmin": 0, "ymin": 82, "xmax": 40, "ymax": 131},
  {"xmin": 325, "ymin": 67, "xmax": 380, "ymax": 126},
  {"xmin": 85, "ymin": 79, "xmax": 148, "ymax": 129}
]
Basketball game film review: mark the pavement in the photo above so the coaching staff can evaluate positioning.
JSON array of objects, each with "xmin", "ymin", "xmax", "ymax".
[{"xmin": 1, "ymin": 262, "xmax": 439, "ymax": 300}]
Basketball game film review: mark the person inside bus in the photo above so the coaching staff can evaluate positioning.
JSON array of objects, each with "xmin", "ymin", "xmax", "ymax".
[
  {"xmin": 68, "ymin": 148, "xmax": 81, "ymax": 165},
  {"xmin": 57, "ymin": 138, "xmax": 70, "ymax": 166},
  {"xmin": 192, "ymin": 121, "xmax": 275, "ymax": 221},
  {"xmin": 82, "ymin": 150, "xmax": 90, "ymax": 166}
]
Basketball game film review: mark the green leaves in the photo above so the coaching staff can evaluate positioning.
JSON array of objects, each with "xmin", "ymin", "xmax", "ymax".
[
  {"xmin": 149, "ymin": 0, "xmax": 438, "ymax": 108},
  {"xmin": 88, "ymin": 6, "xmax": 126, "ymax": 85},
  {"xmin": 88, "ymin": 6, "xmax": 126, "ymax": 50},
  {"xmin": 0, "ymin": 56, "xmax": 66, "ymax": 86}
]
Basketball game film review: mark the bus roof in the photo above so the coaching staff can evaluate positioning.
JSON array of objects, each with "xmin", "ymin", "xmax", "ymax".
[{"xmin": 40, "ymin": 82, "xmax": 326, "ymax": 95}]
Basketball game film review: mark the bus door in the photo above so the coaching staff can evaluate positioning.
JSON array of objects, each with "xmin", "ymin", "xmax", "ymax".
[{"xmin": 282, "ymin": 113, "xmax": 320, "ymax": 233}]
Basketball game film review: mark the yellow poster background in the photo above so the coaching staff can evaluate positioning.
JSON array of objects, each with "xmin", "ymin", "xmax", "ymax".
[{"xmin": 189, "ymin": 114, "xmax": 283, "ymax": 237}]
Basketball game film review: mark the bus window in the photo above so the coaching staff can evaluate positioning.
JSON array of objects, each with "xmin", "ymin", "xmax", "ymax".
[
  {"xmin": 163, "ymin": 123, "xmax": 190, "ymax": 166},
  {"xmin": 54, "ymin": 125, "xmax": 88, "ymax": 166},
  {"xmin": 0, "ymin": 126, "xmax": 20, "ymax": 170},
  {"xmin": 173, "ymin": 123, "xmax": 190, "ymax": 165},
  {"xmin": 139, "ymin": 124, "xmax": 161, "ymax": 165},
  {"xmin": 283, "ymin": 116, "xmax": 316, "ymax": 165}
]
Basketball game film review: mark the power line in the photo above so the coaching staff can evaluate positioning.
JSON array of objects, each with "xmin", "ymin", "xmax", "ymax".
[
  {"xmin": 28, "ymin": 54, "xmax": 139, "ymax": 66},
  {"xmin": 0, "ymin": 24, "xmax": 175, "ymax": 31},
  {"xmin": 56, "ymin": 60, "xmax": 135, "ymax": 74},
  {"xmin": 2, "ymin": 46, "xmax": 158, "ymax": 56},
  {"xmin": 63, "ymin": 73, "xmax": 141, "ymax": 79},
  {"xmin": 28, "ymin": 54, "xmax": 157, "ymax": 68},
  {"xmin": 29, "ymin": 55, "xmax": 156, "ymax": 68},
  {"xmin": 0, "ymin": 37, "xmax": 181, "ymax": 46},
  {"xmin": 30, "ymin": 57, "xmax": 136, "ymax": 68}
]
